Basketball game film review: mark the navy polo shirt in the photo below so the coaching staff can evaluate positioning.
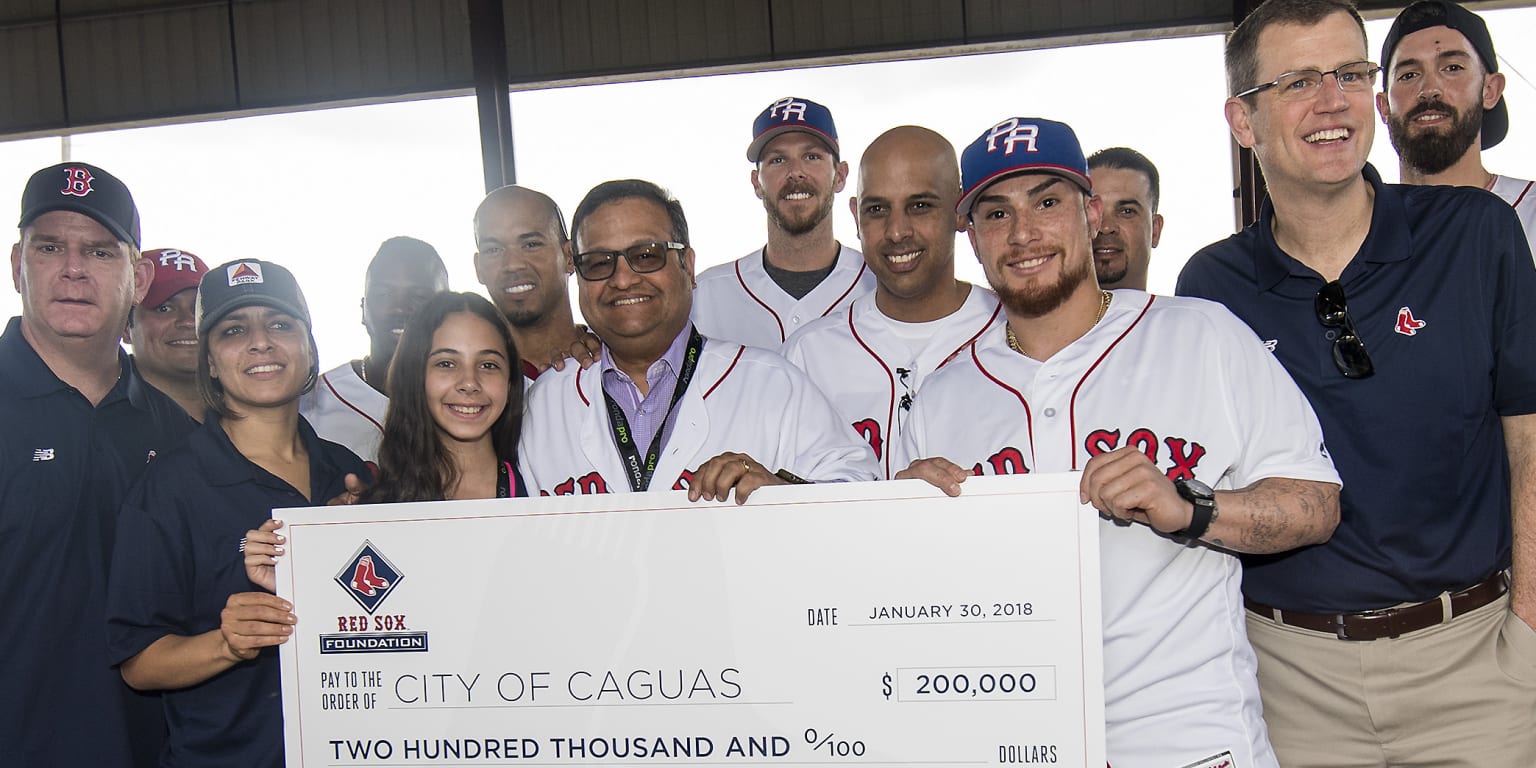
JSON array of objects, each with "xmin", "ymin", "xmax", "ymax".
[
  {"xmin": 0, "ymin": 316, "xmax": 194, "ymax": 768},
  {"xmin": 107, "ymin": 415, "xmax": 366, "ymax": 768},
  {"xmin": 1178, "ymin": 164, "xmax": 1536, "ymax": 613}
]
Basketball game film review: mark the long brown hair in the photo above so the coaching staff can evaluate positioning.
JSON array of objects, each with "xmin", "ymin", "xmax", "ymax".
[{"xmin": 361, "ymin": 292, "xmax": 523, "ymax": 502}]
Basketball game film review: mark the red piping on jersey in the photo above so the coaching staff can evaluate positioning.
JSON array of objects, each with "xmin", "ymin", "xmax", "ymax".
[
  {"xmin": 321, "ymin": 371, "xmax": 383, "ymax": 432},
  {"xmin": 575, "ymin": 366, "xmax": 591, "ymax": 406},
  {"xmin": 942, "ymin": 302, "xmax": 1004, "ymax": 367},
  {"xmin": 970, "ymin": 342, "xmax": 1035, "ymax": 470},
  {"xmin": 1067, "ymin": 294, "xmax": 1155, "ymax": 470},
  {"xmin": 848, "ymin": 306, "xmax": 897, "ymax": 477},
  {"xmin": 820, "ymin": 259, "xmax": 869, "ymax": 318},
  {"xmin": 703, "ymin": 345, "xmax": 746, "ymax": 399},
  {"xmin": 1511, "ymin": 180, "xmax": 1534, "ymax": 208},
  {"xmin": 735, "ymin": 260, "xmax": 788, "ymax": 342}
]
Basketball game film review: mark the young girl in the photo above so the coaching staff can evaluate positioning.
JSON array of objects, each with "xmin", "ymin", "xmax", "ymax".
[
  {"xmin": 106, "ymin": 259, "xmax": 368, "ymax": 767},
  {"xmin": 362, "ymin": 290, "xmax": 525, "ymax": 502}
]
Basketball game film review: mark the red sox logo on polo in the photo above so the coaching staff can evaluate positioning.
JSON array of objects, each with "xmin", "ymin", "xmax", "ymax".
[
  {"xmin": 60, "ymin": 166, "xmax": 94, "ymax": 197},
  {"xmin": 984, "ymin": 118, "xmax": 1040, "ymax": 155},
  {"xmin": 768, "ymin": 97, "xmax": 808, "ymax": 123},
  {"xmin": 335, "ymin": 540, "xmax": 403, "ymax": 614},
  {"xmin": 158, "ymin": 249, "xmax": 199, "ymax": 272},
  {"xmin": 227, "ymin": 261, "xmax": 263, "ymax": 286},
  {"xmin": 1395, "ymin": 306, "xmax": 1426, "ymax": 336}
]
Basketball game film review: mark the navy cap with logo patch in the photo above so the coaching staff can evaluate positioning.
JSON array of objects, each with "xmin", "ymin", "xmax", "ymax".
[
  {"xmin": 19, "ymin": 162, "xmax": 141, "ymax": 248},
  {"xmin": 1381, "ymin": 0, "xmax": 1507, "ymax": 149},
  {"xmin": 747, "ymin": 96, "xmax": 839, "ymax": 162},
  {"xmin": 197, "ymin": 259, "xmax": 312, "ymax": 335},
  {"xmin": 958, "ymin": 117, "xmax": 1092, "ymax": 217}
]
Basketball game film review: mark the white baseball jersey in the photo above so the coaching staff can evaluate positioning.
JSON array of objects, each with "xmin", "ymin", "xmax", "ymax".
[
  {"xmin": 1491, "ymin": 174, "xmax": 1536, "ymax": 262},
  {"xmin": 519, "ymin": 337, "xmax": 879, "ymax": 495},
  {"xmin": 781, "ymin": 284, "xmax": 1002, "ymax": 478},
  {"xmin": 896, "ymin": 291, "xmax": 1339, "ymax": 768},
  {"xmin": 299, "ymin": 361, "xmax": 386, "ymax": 463},
  {"xmin": 692, "ymin": 244, "xmax": 874, "ymax": 348}
]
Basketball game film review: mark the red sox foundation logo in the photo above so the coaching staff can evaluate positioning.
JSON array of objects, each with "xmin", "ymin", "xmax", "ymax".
[
  {"xmin": 335, "ymin": 540, "xmax": 403, "ymax": 614},
  {"xmin": 60, "ymin": 166, "xmax": 94, "ymax": 197}
]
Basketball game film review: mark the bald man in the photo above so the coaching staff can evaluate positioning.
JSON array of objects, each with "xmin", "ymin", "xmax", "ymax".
[
  {"xmin": 473, "ymin": 185, "xmax": 593, "ymax": 380},
  {"xmin": 781, "ymin": 126, "xmax": 1001, "ymax": 477}
]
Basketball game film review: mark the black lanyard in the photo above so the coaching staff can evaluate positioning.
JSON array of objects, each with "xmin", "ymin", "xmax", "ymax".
[{"xmin": 602, "ymin": 328, "xmax": 704, "ymax": 492}]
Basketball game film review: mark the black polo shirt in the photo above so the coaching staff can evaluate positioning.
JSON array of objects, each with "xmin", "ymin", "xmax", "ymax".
[
  {"xmin": 0, "ymin": 316, "xmax": 194, "ymax": 767},
  {"xmin": 106, "ymin": 414, "xmax": 365, "ymax": 768},
  {"xmin": 1178, "ymin": 164, "xmax": 1536, "ymax": 613}
]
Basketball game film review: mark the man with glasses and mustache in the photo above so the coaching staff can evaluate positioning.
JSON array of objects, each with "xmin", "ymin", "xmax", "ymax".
[
  {"xmin": 1377, "ymin": 1, "xmax": 1536, "ymax": 253},
  {"xmin": 692, "ymin": 97, "xmax": 874, "ymax": 348},
  {"xmin": 518, "ymin": 179, "xmax": 877, "ymax": 502},
  {"xmin": 1178, "ymin": 0, "xmax": 1536, "ymax": 764}
]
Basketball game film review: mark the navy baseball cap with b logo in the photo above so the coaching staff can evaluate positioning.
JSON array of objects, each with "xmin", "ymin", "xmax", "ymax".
[
  {"xmin": 958, "ymin": 117, "xmax": 1092, "ymax": 217},
  {"xmin": 1381, "ymin": 0, "xmax": 1507, "ymax": 149},
  {"xmin": 746, "ymin": 96, "xmax": 840, "ymax": 162},
  {"xmin": 19, "ymin": 162, "xmax": 141, "ymax": 248}
]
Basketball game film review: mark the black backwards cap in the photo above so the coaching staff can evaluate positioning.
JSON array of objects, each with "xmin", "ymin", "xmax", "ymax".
[{"xmin": 1381, "ymin": 0, "xmax": 1507, "ymax": 150}]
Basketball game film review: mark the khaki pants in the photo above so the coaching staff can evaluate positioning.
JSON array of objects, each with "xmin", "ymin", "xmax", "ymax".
[{"xmin": 1246, "ymin": 594, "xmax": 1536, "ymax": 767}]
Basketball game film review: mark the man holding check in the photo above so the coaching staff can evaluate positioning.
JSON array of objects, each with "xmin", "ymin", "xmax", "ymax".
[
  {"xmin": 518, "ymin": 179, "xmax": 877, "ymax": 500},
  {"xmin": 895, "ymin": 117, "xmax": 1341, "ymax": 768}
]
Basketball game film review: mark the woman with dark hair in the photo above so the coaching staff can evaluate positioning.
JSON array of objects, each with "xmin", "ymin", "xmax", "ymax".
[
  {"xmin": 105, "ymin": 259, "xmax": 368, "ymax": 767},
  {"xmin": 361, "ymin": 290, "xmax": 525, "ymax": 501}
]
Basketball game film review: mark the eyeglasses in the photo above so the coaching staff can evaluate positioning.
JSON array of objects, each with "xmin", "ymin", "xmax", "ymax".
[
  {"xmin": 1314, "ymin": 280, "xmax": 1374, "ymax": 379},
  {"xmin": 1236, "ymin": 60, "xmax": 1381, "ymax": 101},
  {"xmin": 572, "ymin": 241, "xmax": 685, "ymax": 282}
]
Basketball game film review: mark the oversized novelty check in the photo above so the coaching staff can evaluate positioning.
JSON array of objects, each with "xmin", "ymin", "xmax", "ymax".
[{"xmin": 276, "ymin": 474, "xmax": 1105, "ymax": 766}]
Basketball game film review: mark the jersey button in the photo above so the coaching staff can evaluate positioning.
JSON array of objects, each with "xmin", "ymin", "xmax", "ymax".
[{"xmin": 1043, "ymin": 407, "xmax": 1057, "ymax": 417}]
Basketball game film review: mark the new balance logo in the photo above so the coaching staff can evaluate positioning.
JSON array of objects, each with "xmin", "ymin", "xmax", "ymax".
[
  {"xmin": 32, "ymin": 448, "xmax": 55, "ymax": 461},
  {"xmin": 1261, "ymin": 339, "xmax": 1278, "ymax": 352}
]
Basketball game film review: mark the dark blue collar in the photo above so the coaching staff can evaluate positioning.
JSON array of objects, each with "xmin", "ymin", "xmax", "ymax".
[{"xmin": 1251, "ymin": 164, "xmax": 1415, "ymax": 294}]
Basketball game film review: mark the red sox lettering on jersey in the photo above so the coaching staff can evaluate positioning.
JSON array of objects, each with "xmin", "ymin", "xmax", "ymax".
[
  {"xmin": 60, "ymin": 166, "xmax": 94, "ymax": 197},
  {"xmin": 984, "ymin": 119, "xmax": 1040, "ymax": 156}
]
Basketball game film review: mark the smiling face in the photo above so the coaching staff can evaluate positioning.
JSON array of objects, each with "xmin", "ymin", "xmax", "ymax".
[
  {"xmin": 574, "ymin": 196, "xmax": 696, "ymax": 357},
  {"xmin": 423, "ymin": 310, "xmax": 511, "ymax": 447},
  {"xmin": 473, "ymin": 190, "xmax": 571, "ymax": 328},
  {"xmin": 967, "ymin": 173, "xmax": 1102, "ymax": 319},
  {"xmin": 1225, "ymin": 11, "xmax": 1375, "ymax": 194},
  {"xmin": 12, "ymin": 210, "xmax": 149, "ymax": 350},
  {"xmin": 129, "ymin": 287, "xmax": 199, "ymax": 380},
  {"xmin": 752, "ymin": 132, "xmax": 849, "ymax": 236},
  {"xmin": 205, "ymin": 304, "xmax": 314, "ymax": 414},
  {"xmin": 851, "ymin": 127, "xmax": 964, "ymax": 316},
  {"xmin": 1088, "ymin": 166, "xmax": 1162, "ymax": 290},
  {"xmin": 1378, "ymin": 25, "xmax": 1501, "ymax": 175}
]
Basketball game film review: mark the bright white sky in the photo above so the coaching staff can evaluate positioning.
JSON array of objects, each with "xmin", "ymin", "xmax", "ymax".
[{"xmin": 3, "ymin": 9, "xmax": 1535, "ymax": 369}]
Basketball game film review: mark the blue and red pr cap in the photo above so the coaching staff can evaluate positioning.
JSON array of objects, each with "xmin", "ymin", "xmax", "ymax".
[
  {"xmin": 958, "ymin": 117, "xmax": 1092, "ymax": 217},
  {"xmin": 19, "ymin": 162, "xmax": 141, "ymax": 248},
  {"xmin": 746, "ymin": 96, "xmax": 839, "ymax": 162}
]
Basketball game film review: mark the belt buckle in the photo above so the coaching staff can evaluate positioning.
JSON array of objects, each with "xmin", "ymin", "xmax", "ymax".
[{"xmin": 1333, "ymin": 613, "xmax": 1353, "ymax": 641}]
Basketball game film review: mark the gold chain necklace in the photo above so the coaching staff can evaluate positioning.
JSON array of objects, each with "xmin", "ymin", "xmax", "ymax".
[{"xmin": 1007, "ymin": 290, "xmax": 1112, "ymax": 354}]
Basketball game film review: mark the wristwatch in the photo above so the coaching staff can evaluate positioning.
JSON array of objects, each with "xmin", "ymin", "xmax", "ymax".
[{"xmin": 1172, "ymin": 478, "xmax": 1216, "ymax": 541}]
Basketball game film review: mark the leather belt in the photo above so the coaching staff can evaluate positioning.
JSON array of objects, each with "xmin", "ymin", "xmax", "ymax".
[{"xmin": 1244, "ymin": 571, "xmax": 1510, "ymax": 641}]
